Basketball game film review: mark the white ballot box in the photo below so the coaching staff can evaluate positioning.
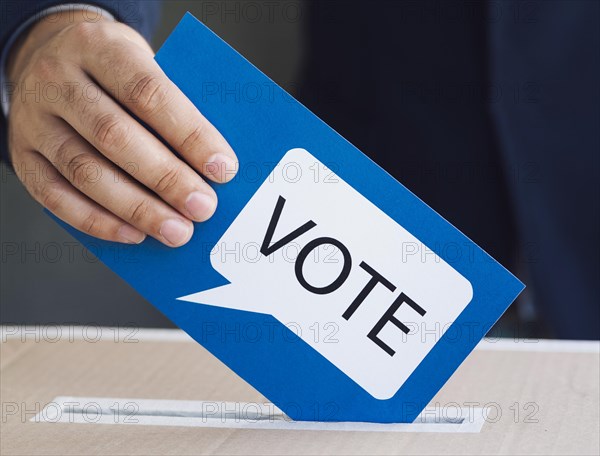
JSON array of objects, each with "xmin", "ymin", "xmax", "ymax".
[{"xmin": 1, "ymin": 327, "xmax": 598, "ymax": 455}]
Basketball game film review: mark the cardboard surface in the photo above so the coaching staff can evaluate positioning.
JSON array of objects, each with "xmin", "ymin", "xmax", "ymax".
[{"xmin": 1, "ymin": 328, "xmax": 598, "ymax": 455}]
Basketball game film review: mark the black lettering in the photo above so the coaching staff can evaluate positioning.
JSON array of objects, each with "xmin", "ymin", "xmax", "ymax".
[
  {"xmin": 295, "ymin": 237, "xmax": 352, "ymax": 295},
  {"xmin": 260, "ymin": 195, "xmax": 316, "ymax": 256},
  {"xmin": 368, "ymin": 292, "xmax": 426, "ymax": 356},
  {"xmin": 343, "ymin": 261, "xmax": 396, "ymax": 320}
]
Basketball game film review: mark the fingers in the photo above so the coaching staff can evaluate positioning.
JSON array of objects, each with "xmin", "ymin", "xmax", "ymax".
[
  {"xmin": 13, "ymin": 149, "xmax": 146, "ymax": 244},
  {"xmin": 79, "ymin": 25, "xmax": 238, "ymax": 183},
  {"xmin": 8, "ymin": 19, "xmax": 239, "ymax": 248},
  {"xmin": 52, "ymin": 71, "xmax": 218, "ymax": 225},
  {"xmin": 34, "ymin": 119, "xmax": 195, "ymax": 247}
]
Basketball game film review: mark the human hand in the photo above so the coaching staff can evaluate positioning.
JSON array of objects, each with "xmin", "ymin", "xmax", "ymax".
[{"xmin": 6, "ymin": 10, "xmax": 237, "ymax": 247}]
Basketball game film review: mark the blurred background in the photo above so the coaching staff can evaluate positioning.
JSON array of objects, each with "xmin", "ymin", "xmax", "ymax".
[{"xmin": 1, "ymin": 0, "xmax": 598, "ymax": 339}]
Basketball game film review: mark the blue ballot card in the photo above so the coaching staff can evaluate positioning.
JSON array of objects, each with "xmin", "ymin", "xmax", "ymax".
[{"xmin": 53, "ymin": 13, "xmax": 524, "ymax": 423}]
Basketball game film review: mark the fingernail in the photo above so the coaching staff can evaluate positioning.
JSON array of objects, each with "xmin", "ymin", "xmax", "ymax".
[
  {"xmin": 205, "ymin": 153, "xmax": 238, "ymax": 182},
  {"xmin": 185, "ymin": 191, "xmax": 217, "ymax": 221},
  {"xmin": 118, "ymin": 225, "xmax": 146, "ymax": 244},
  {"xmin": 160, "ymin": 219, "xmax": 191, "ymax": 247}
]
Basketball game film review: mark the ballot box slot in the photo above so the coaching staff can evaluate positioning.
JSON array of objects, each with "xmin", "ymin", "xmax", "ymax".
[
  {"xmin": 66, "ymin": 404, "xmax": 281, "ymax": 421},
  {"xmin": 31, "ymin": 396, "xmax": 486, "ymax": 433}
]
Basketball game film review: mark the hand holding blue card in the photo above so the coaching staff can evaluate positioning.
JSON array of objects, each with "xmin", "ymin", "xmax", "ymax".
[{"xmin": 54, "ymin": 13, "xmax": 524, "ymax": 423}]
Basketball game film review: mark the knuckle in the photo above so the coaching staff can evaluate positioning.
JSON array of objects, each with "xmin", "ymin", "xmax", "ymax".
[
  {"xmin": 67, "ymin": 153, "xmax": 100, "ymax": 189},
  {"xmin": 92, "ymin": 113, "xmax": 131, "ymax": 152},
  {"xmin": 75, "ymin": 93, "xmax": 97, "ymax": 117},
  {"xmin": 80, "ymin": 211, "xmax": 103, "ymax": 236},
  {"xmin": 153, "ymin": 164, "xmax": 182, "ymax": 194},
  {"xmin": 40, "ymin": 185, "xmax": 65, "ymax": 212},
  {"xmin": 70, "ymin": 21, "xmax": 100, "ymax": 43},
  {"xmin": 7, "ymin": 121, "xmax": 28, "ymax": 161},
  {"xmin": 71, "ymin": 21, "xmax": 119, "ymax": 58},
  {"xmin": 180, "ymin": 123, "xmax": 206, "ymax": 151},
  {"xmin": 51, "ymin": 135, "xmax": 77, "ymax": 166},
  {"xmin": 99, "ymin": 41, "xmax": 126, "ymax": 69},
  {"xmin": 32, "ymin": 55, "xmax": 61, "ymax": 81},
  {"xmin": 126, "ymin": 72, "xmax": 169, "ymax": 114},
  {"xmin": 128, "ymin": 199, "xmax": 152, "ymax": 225}
]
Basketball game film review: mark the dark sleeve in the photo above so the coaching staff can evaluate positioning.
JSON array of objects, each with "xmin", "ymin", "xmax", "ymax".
[{"xmin": 0, "ymin": 0, "xmax": 163, "ymax": 165}]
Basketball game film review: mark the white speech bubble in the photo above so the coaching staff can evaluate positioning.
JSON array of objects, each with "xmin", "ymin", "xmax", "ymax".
[{"xmin": 179, "ymin": 148, "xmax": 473, "ymax": 400}]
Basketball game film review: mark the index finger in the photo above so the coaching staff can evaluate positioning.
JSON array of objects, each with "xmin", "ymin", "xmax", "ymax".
[{"xmin": 80, "ymin": 26, "xmax": 238, "ymax": 184}]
